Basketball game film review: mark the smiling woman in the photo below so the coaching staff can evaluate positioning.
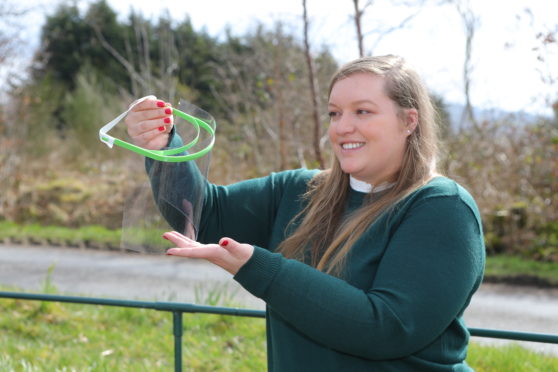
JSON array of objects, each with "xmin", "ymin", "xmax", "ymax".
[
  {"xmin": 125, "ymin": 55, "xmax": 486, "ymax": 371},
  {"xmin": 327, "ymin": 72, "xmax": 418, "ymax": 186}
]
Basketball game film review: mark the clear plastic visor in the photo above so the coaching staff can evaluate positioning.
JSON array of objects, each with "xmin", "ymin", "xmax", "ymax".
[{"xmin": 120, "ymin": 99, "xmax": 214, "ymax": 254}]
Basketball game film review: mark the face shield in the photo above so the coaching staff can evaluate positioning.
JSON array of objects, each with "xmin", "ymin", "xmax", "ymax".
[{"xmin": 100, "ymin": 97, "xmax": 215, "ymax": 254}]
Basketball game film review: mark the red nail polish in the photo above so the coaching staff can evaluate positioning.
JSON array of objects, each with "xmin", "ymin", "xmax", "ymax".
[
  {"xmin": 157, "ymin": 100, "xmax": 165, "ymax": 107},
  {"xmin": 164, "ymin": 117, "xmax": 171, "ymax": 124},
  {"xmin": 220, "ymin": 239, "xmax": 229, "ymax": 247},
  {"xmin": 158, "ymin": 126, "xmax": 165, "ymax": 132},
  {"xmin": 165, "ymin": 108, "xmax": 172, "ymax": 115}
]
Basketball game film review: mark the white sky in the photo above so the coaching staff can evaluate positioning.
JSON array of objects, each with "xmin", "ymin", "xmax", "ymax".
[{"xmin": 7, "ymin": 0, "xmax": 558, "ymax": 117}]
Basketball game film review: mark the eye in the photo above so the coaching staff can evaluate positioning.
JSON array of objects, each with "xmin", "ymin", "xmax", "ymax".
[
  {"xmin": 328, "ymin": 111, "xmax": 340, "ymax": 119},
  {"xmin": 356, "ymin": 109, "xmax": 371, "ymax": 115}
]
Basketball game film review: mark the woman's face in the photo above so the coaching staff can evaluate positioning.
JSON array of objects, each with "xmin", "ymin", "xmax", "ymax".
[{"xmin": 328, "ymin": 72, "xmax": 415, "ymax": 186}]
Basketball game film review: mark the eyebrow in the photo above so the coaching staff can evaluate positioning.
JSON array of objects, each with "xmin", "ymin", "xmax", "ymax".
[{"xmin": 328, "ymin": 99, "xmax": 378, "ymax": 108}]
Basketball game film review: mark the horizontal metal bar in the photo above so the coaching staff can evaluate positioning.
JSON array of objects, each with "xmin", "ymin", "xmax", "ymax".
[
  {"xmin": 469, "ymin": 327, "xmax": 558, "ymax": 344},
  {"xmin": 2, "ymin": 291, "xmax": 557, "ymax": 345},
  {"xmin": 0, "ymin": 291, "xmax": 265, "ymax": 318}
]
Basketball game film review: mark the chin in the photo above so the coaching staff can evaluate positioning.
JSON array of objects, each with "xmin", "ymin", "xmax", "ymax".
[{"xmin": 339, "ymin": 162, "xmax": 364, "ymax": 176}]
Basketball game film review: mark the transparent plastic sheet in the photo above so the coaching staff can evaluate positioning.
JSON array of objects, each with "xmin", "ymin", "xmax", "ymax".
[
  {"xmin": 120, "ymin": 100, "xmax": 214, "ymax": 254},
  {"xmin": 0, "ymin": 98, "xmax": 263, "ymax": 308}
]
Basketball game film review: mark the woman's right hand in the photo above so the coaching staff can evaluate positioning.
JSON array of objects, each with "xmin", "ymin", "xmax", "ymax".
[{"xmin": 124, "ymin": 96, "xmax": 174, "ymax": 150}]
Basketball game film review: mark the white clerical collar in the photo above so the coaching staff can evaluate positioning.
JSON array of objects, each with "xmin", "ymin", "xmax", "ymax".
[{"xmin": 350, "ymin": 176, "xmax": 395, "ymax": 194}]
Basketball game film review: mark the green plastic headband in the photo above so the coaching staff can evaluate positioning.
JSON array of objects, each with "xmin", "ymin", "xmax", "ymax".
[{"xmin": 99, "ymin": 97, "xmax": 215, "ymax": 162}]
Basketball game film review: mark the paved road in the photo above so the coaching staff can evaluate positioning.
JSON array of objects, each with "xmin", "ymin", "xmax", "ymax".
[
  {"xmin": 0, "ymin": 243, "xmax": 265, "ymax": 309},
  {"xmin": 1, "ymin": 244, "xmax": 557, "ymax": 355}
]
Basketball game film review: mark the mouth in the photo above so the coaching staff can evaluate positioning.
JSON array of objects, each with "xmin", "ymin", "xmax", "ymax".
[{"xmin": 341, "ymin": 142, "xmax": 365, "ymax": 150}]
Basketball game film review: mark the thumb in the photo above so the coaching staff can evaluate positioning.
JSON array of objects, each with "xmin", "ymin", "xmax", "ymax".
[
  {"xmin": 219, "ymin": 237, "xmax": 252, "ymax": 256},
  {"xmin": 218, "ymin": 237, "xmax": 255, "ymax": 273},
  {"xmin": 219, "ymin": 237, "xmax": 238, "ymax": 250}
]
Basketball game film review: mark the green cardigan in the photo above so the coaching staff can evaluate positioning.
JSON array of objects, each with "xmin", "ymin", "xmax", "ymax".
[{"xmin": 147, "ymin": 149, "xmax": 485, "ymax": 371}]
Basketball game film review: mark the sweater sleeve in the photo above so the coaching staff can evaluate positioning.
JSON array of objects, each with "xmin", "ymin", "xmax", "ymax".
[
  {"xmin": 197, "ymin": 169, "xmax": 314, "ymax": 246},
  {"xmin": 146, "ymin": 131, "xmax": 317, "ymax": 246},
  {"xmin": 145, "ymin": 132, "xmax": 207, "ymax": 236},
  {"xmin": 233, "ymin": 195, "xmax": 485, "ymax": 360}
]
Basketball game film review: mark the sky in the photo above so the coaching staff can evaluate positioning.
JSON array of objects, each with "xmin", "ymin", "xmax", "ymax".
[{"xmin": 6, "ymin": 0, "xmax": 558, "ymax": 117}]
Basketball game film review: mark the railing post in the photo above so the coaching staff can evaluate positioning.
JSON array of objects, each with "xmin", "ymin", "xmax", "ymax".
[{"xmin": 173, "ymin": 311, "xmax": 183, "ymax": 372}]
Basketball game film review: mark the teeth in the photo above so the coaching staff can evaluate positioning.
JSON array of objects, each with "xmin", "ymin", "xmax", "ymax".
[{"xmin": 342, "ymin": 143, "xmax": 364, "ymax": 150}]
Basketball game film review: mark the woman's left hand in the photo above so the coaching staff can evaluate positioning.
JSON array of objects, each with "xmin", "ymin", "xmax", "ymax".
[{"xmin": 163, "ymin": 232, "xmax": 254, "ymax": 275}]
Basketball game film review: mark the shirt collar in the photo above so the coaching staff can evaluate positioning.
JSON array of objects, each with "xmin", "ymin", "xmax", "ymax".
[{"xmin": 349, "ymin": 176, "xmax": 395, "ymax": 194}]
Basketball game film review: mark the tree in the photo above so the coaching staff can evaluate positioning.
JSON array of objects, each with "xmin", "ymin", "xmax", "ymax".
[
  {"xmin": 0, "ymin": 2, "xmax": 27, "ymax": 66},
  {"xmin": 351, "ymin": 0, "xmax": 426, "ymax": 57},
  {"xmin": 302, "ymin": 0, "xmax": 325, "ymax": 168},
  {"xmin": 352, "ymin": 0, "xmax": 368, "ymax": 57},
  {"xmin": 209, "ymin": 22, "xmax": 336, "ymax": 179},
  {"xmin": 453, "ymin": 0, "xmax": 479, "ymax": 129},
  {"xmin": 84, "ymin": 0, "xmax": 131, "ymax": 90},
  {"xmin": 173, "ymin": 17, "xmax": 223, "ymax": 114},
  {"xmin": 32, "ymin": 3, "xmax": 89, "ymax": 88}
]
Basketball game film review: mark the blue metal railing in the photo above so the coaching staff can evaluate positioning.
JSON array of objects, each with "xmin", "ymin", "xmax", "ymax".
[{"xmin": 1, "ymin": 291, "xmax": 557, "ymax": 371}]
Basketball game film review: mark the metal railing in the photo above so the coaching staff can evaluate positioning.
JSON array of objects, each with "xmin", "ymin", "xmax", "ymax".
[{"xmin": 1, "ymin": 290, "xmax": 558, "ymax": 372}]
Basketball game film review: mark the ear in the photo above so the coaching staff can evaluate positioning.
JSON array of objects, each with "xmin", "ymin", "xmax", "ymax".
[{"xmin": 404, "ymin": 108, "xmax": 418, "ymax": 134}]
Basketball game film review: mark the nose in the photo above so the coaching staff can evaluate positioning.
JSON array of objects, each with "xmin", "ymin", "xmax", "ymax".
[{"xmin": 334, "ymin": 113, "xmax": 356, "ymax": 136}]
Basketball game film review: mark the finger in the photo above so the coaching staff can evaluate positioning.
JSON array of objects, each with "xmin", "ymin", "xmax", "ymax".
[
  {"xmin": 131, "ymin": 97, "xmax": 170, "ymax": 112},
  {"xmin": 126, "ymin": 110, "xmax": 173, "ymax": 136},
  {"xmin": 166, "ymin": 245, "xmax": 222, "ymax": 259},
  {"xmin": 133, "ymin": 125, "xmax": 170, "ymax": 149},
  {"xmin": 128, "ymin": 95, "xmax": 156, "ymax": 109},
  {"xmin": 219, "ymin": 237, "xmax": 241, "ymax": 252},
  {"xmin": 218, "ymin": 237, "xmax": 254, "ymax": 264},
  {"xmin": 144, "ymin": 134, "xmax": 171, "ymax": 151},
  {"xmin": 163, "ymin": 231, "xmax": 197, "ymax": 247}
]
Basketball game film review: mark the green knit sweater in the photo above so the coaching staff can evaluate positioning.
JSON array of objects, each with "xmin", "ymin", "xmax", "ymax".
[{"xmin": 148, "ymin": 154, "xmax": 485, "ymax": 371}]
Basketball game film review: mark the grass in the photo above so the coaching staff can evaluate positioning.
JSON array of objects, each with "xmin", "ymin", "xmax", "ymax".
[
  {"xmin": 0, "ymin": 220, "xmax": 121, "ymax": 246},
  {"xmin": 485, "ymin": 254, "xmax": 558, "ymax": 286},
  {"xmin": 2, "ymin": 222, "xmax": 558, "ymax": 370},
  {"xmin": 0, "ymin": 265, "xmax": 557, "ymax": 371},
  {"xmin": 467, "ymin": 342, "xmax": 558, "ymax": 371},
  {"xmin": 1, "ymin": 291, "xmax": 558, "ymax": 371},
  {"xmin": 0, "ymin": 290, "xmax": 267, "ymax": 371}
]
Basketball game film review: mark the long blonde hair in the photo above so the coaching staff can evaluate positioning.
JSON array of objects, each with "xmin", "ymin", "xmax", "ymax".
[{"xmin": 277, "ymin": 55, "xmax": 440, "ymax": 276}]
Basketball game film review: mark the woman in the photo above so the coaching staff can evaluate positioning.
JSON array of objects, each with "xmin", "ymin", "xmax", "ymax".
[{"xmin": 125, "ymin": 55, "xmax": 485, "ymax": 371}]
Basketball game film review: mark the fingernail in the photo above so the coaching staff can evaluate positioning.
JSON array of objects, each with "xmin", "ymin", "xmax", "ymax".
[
  {"xmin": 166, "ymin": 252, "xmax": 173, "ymax": 256},
  {"xmin": 164, "ymin": 117, "xmax": 171, "ymax": 124},
  {"xmin": 158, "ymin": 126, "xmax": 165, "ymax": 132},
  {"xmin": 157, "ymin": 100, "xmax": 165, "ymax": 107},
  {"xmin": 220, "ymin": 239, "xmax": 229, "ymax": 247},
  {"xmin": 165, "ymin": 108, "xmax": 172, "ymax": 115},
  {"xmin": 162, "ymin": 234, "xmax": 169, "ymax": 240}
]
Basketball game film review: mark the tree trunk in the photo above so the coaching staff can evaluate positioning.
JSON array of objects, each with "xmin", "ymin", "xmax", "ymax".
[
  {"xmin": 353, "ymin": 0, "xmax": 365, "ymax": 57},
  {"xmin": 302, "ymin": 0, "xmax": 325, "ymax": 168}
]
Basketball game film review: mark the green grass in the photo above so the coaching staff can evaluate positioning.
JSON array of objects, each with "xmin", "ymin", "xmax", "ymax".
[
  {"xmin": 0, "ymin": 293, "xmax": 267, "ymax": 371},
  {"xmin": 467, "ymin": 342, "xmax": 558, "ymax": 371},
  {"xmin": 2, "ymin": 222, "xmax": 558, "ymax": 370},
  {"xmin": 485, "ymin": 254, "xmax": 558, "ymax": 286},
  {"xmin": 0, "ymin": 220, "xmax": 121, "ymax": 246},
  {"xmin": 1, "ymin": 292, "xmax": 558, "ymax": 371}
]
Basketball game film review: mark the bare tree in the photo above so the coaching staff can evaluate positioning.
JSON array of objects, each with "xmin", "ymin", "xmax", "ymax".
[
  {"xmin": 454, "ymin": 0, "xmax": 479, "ymax": 129},
  {"xmin": 352, "ymin": 0, "xmax": 425, "ymax": 57},
  {"xmin": 352, "ymin": 0, "xmax": 371, "ymax": 57},
  {"xmin": 207, "ymin": 21, "xmax": 337, "ymax": 180},
  {"xmin": 0, "ymin": 2, "xmax": 26, "ymax": 65},
  {"xmin": 532, "ymin": 21, "xmax": 558, "ymax": 113},
  {"xmin": 0, "ymin": 2, "xmax": 29, "ymax": 220},
  {"xmin": 302, "ymin": 0, "xmax": 325, "ymax": 168},
  {"xmin": 88, "ymin": 13, "xmax": 177, "ymax": 100}
]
